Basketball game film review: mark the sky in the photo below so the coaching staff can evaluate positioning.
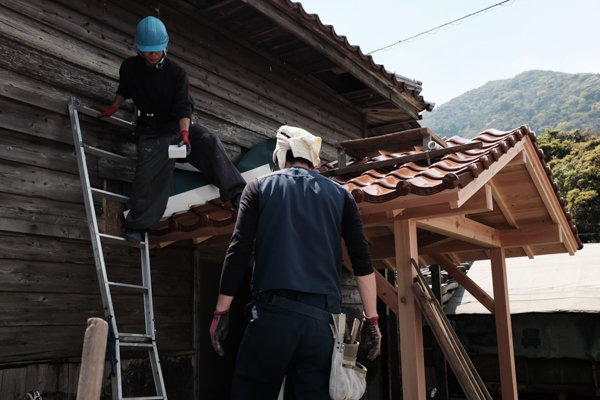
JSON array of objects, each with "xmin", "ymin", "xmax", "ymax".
[{"xmin": 295, "ymin": 0, "xmax": 600, "ymax": 107}]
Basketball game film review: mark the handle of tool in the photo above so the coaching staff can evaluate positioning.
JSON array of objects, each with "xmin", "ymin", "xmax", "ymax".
[{"xmin": 349, "ymin": 318, "xmax": 360, "ymax": 344}]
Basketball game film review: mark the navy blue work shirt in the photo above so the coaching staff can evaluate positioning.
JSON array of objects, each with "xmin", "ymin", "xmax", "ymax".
[{"xmin": 219, "ymin": 167, "xmax": 373, "ymax": 302}]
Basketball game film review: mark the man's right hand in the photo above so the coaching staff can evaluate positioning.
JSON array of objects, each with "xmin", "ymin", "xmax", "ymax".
[
  {"xmin": 93, "ymin": 105, "xmax": 117, "ymax": 118},
  {"xmin": 210, "ymin": 309, "xmax": 230, "ymax": 356}
]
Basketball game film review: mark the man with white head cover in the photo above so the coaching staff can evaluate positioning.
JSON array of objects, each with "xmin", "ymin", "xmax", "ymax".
[{"xmin": 210, "ymin": 126, "xmax": 381, "ymax": 399}]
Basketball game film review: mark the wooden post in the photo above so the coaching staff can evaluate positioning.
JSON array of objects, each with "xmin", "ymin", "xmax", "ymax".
[
  {"xmin": 76, "ymin": 318, "xmax": 108, "ymax": 400},
  {"xmin": 490, "ymin": 247, "xmax": 519, "ymax": 400},
  {"xmin": 394, "ymin": 219, "xmax": 426, "ymax": 399}
]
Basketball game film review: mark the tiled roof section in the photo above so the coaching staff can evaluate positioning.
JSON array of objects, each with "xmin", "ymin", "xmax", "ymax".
[
  {"xmin": 319, "ymin": 127, "xmax": 529, "ymax": 202},
  {"xmin": 318, "ymin": 125, "xmax": 583, "ymax": 250},
  {"xmin": 152, "ymin": 199, "xmax": 238, "ymax": 237},
  {"xmin": 281, "ymin": 0, "xmax": 433, "ymax": 111}
]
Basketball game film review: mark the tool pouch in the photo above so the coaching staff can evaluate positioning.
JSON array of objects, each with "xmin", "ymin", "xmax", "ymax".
[{"xmin": 329, "ymin": 314, "xmax": 367, "ymax": 400}]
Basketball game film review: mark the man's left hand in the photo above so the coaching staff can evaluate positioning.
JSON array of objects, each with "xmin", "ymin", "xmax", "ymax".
[
  {"xmin": 179, "ymin": 130, "xmax": 191, "ymax": 156},
  {"xmin": 363, "ymin": 314, "xmax": 382, "ymax": 360}
]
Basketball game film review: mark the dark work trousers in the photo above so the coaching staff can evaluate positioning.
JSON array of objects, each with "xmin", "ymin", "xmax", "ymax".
[
  {"xmin": 123, "ymin": 122, "xmax": 246, "ymax": 232},
  {"xmin": 231, "ymin": 292, "xmax": 340, "ymax": 400}
]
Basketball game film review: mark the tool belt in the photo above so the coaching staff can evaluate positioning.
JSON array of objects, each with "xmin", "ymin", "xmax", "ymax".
[{"xmin": 255, "ymin": 291, "xmax": 331, "ymax": 321}]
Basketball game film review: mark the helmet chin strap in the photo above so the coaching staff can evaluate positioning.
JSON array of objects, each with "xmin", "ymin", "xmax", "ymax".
[
  {"xmin": 156, "ymin": 48, "xmax": 167, "ymax": 69},
  {"xmin": 137, "ymin": 48, "xmax": 167, "ymax": 69}
]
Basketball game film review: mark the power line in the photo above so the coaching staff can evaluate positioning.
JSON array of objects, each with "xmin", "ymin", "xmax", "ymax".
[{"xmin": 367, "ymin": 0, "xmax": 514, "ymax": 55}]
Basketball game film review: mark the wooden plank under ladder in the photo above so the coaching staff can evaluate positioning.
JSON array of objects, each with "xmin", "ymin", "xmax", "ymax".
[
  {"xmin": 410, "ymin": 259, "xmax": 492, "ymax": 400},
  {"xmin": 67, "ymin": 97, "xmax": 168, "ymax": 400}
]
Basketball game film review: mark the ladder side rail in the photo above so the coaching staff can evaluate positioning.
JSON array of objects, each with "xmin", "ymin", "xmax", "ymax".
[
  {"xmin": 68, "ymin": 97, "xmax": 119, "ymax": 335},
  {"xmin": 141, "ymin": 233, "xmax": 167, "ymax": 397},
  {"xmin": 149, "ymin": 346, "xmax": 167, "ymax": 398},
  {"xmin": 141, "ymin": 235, "xmax": 156, "ymax": 337},
  {"xmin": 114, "ymin": 341, "xmax": 123, "ymax": 400}
]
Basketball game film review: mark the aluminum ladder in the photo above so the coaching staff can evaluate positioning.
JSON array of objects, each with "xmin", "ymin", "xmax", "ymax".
[{"xmin": 68, "ymin": 97, "xmax": 167, "ymax": 400}]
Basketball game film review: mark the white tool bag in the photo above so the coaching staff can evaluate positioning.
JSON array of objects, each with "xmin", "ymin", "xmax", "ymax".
[{"xmin": 329, "ymin": 314, "xmax": 367, "ymax": 400}]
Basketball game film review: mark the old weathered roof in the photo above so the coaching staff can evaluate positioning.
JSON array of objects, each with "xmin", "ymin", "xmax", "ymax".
[{"xmin": 192, "ymin": 0, "xmax": 433, "ymax": 134}]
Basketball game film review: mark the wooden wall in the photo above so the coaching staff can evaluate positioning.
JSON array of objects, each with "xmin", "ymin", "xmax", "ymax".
[{"xmin": 0, "ymin": 0, "xmax": 368, "ymax": 395}]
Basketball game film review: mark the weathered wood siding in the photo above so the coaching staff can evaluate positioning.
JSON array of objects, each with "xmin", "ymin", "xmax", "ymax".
[{"xmin": 0, "ymin": 0, "xmax": 364, "ymax": 360}]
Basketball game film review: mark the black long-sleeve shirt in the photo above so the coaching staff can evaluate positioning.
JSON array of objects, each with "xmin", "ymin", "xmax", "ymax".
[
  {"xmin": 117, "ymin": 55, "xmax": 194, "ymax": 126},
  {"xmin": 220, "ymin": 167, "xmax": 373, "ymax": 301}
]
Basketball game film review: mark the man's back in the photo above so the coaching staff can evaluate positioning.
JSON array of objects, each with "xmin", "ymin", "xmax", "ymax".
[{"xmin": 253, "ymin": 167, "xmax": 346, "ymax": 300}]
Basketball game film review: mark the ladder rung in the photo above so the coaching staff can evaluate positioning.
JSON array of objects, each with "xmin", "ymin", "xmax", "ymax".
[
  {"xmin": 123, "ymin": 397, "xmax": 165, "ymax": 400},
  {"xmin": 120, "ymin": 333, "xmax": 153, "ymax": 340},
  {"xmin": 119, "ymin": 342, "xmax": 154, "ymax": 348},
  {"xmin": 91, "ymin": 188, "xmax": 130, "ymax": 203},
  {"xmin": 108, "ymin": 281, "xmax": 149, "ymax": 293},
  {"xmin": 99, "ymin": 233, "xmax": 145, "ymax": 248},
  {"xmin": 77, "ymin": 104, "xmax": 136, "ymax": 130},
  {"xmin": 82, "ymin": 144, "xmax": 137, "ymax": 167}
]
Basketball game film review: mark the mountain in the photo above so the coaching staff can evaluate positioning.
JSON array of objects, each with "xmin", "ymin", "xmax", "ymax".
[{"xmin": 420, "ymin": 70, "xmax": 600, "ymax": 139}]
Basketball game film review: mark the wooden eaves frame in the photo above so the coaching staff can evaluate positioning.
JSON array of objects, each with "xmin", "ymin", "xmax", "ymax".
[{"xmin": 340, "ymin": 133, "xmax": 579, "ymax": 400}]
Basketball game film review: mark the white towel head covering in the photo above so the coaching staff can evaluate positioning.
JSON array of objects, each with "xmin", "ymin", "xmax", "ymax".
[{"xmin": 272, "ymin": 125, "xmax": 321, "ymax": 170}]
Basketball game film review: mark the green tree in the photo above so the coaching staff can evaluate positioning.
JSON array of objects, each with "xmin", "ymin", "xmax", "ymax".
[{"xmin": 537, "ymin": 129, "xmax": 600, "ymax": 242}]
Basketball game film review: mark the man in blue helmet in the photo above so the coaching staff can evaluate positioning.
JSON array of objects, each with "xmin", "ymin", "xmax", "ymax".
[{"xmin": 95, "ymin": 16, "xmax": 246, "ymax": 242}]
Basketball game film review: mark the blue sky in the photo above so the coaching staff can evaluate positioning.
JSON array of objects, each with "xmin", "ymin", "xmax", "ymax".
[{"xmin": 296, "ymin": 0, "xmax": 600, "ymax": 107}]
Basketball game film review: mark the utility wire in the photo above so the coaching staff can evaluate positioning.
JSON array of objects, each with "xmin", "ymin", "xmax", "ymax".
[{"xmin": 367, "ymin": 0, "xmax": 513, "ymax": 55}]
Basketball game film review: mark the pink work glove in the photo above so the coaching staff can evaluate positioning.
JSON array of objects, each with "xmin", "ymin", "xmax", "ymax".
[
  {"xmin": 93, "ymin": 105, "xmax": 117, "ymax": 118},
  {"xmin": 210, "ymin": 309, "xmax": 230, "ymax": 357},
  {"xmin": 363, "ymin": 314, "xmax": 382, "ymax": 360},
  {"xmin": 179, "ymin": 130, "xmax": 192, "ymax": 156}
]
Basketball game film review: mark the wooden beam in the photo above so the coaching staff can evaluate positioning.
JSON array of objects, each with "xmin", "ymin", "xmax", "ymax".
[
  {"xmin": 154, "ymin": 241, "xmax": 176, "ymax": 249},
  {"xmin": 149, "ymin": 225, "xmax": 234, "ymax": 244},
  {"xmin": 362, "ymin": 184, "xmax": 493, "ymax": 226},
  {"xmin": 500, "ymin": 224, "xmax": 561, "ymax": 247},
  {"xmin": 490, "ymin": 248, "xmax": 518, "ymax": 400},
  {"xmin": 394, "ymin": 220, "xmax": 427, "ymax": 399},
  {"xmin": 430, "ymin": 253, "xmax": 495, "ymax": 314},
  {"xmin": 359, "ymin": 189, "xmax": 461, "ymax": 215},
  {"xmin": 320, "ymin": 141, "xmax": 482, "ymax": 177},
  {"xmin": 420, "ymin": 240, "xmax": 485, "ymax": 255},
  {"xmin": 192, "ymin": 236, "xmax": 212, "ymax": 245},
  {"xmin": 417, "ymin": 216, "xmax": 501, "ymax": 248}
]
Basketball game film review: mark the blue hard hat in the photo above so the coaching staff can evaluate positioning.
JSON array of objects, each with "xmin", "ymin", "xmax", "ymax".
[{"xmin": 135, "ymin": 16, "xmax": 169, "ymax": 52}]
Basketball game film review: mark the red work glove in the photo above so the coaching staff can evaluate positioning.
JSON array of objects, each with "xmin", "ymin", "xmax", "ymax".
[
  {"xmin": 210, "ymin": 309, "xmax": 230, "ymax": 357},
  {"xmin": 178, "ymin": 130, "xmax": 192, "ymax": 156},
  {"xmin": 93, "ymin": 105, "xmax": 117, "ymax": 118},
  {"xmin": 363, "ymin": 314, "xmax": 382, "ymax": 360}
]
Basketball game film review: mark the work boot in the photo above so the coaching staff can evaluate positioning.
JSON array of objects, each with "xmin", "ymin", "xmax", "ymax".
[{"xmin": 125, "ymin": 230, "xmax": 144, "ymax": 243}]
